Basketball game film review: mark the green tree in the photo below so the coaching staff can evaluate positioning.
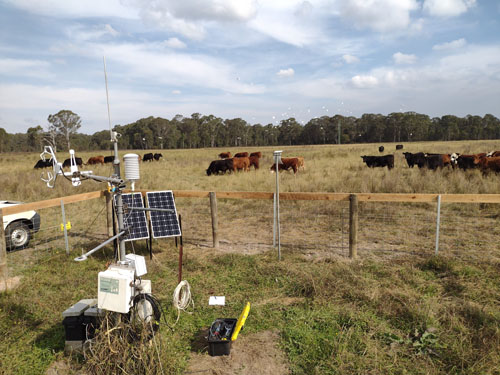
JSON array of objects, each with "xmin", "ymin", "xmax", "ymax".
[
  {"xmin": 27, "ymin": 125, "xmax": 43, "ymax": 151},
  {"xmin": 47, "ymin": 110, "xmax": 81, "ymax": 150}
]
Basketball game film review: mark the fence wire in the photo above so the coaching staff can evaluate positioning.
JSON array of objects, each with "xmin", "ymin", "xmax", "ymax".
[{"xmin": 6, "ymin": 195, "xmax": 500, "ymax": 271}]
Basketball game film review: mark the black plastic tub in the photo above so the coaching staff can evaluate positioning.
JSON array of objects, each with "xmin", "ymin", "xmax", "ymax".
[{"xmin": 207, "ymin": 318, "xmax": 237, "ymax": 356}]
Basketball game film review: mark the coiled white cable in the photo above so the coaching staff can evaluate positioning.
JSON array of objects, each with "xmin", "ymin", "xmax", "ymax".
[{"xmin": 172, "ymin": 280, "xmax": 194, "ymax": 323}]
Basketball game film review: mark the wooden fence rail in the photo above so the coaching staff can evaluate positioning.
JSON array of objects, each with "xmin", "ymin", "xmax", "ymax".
[{"xmin": 2, "ymin": 189, "xmax": 500, "ymax": 292}]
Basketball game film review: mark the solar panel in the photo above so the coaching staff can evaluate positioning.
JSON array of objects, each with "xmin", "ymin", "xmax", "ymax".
[
  {"xmin": 146, "ymin": 191, "xmax": 181, "ymax": 239},
  {"xmin": 114, "ymin": 192, "xmax": 150, "ymax": 242}
]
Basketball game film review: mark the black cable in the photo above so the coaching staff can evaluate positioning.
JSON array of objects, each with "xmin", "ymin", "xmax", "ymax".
[{"xmin": 128, "ymin": 293, "xmax": 162, "ymax": 341}]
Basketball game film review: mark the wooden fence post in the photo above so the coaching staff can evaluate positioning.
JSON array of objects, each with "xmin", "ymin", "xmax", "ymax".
[
  {"xmin": 349, "ymin": 194, "xmax": 358, "ymax": 259},
  {"xmin": 105, "ymin": 191, "xmax": 113, "ymax": 237},
  {"xmin": 209, "ymin": 192, "xmax": 219, "ymax": 248},
  {"xmin": 0, "ymin": 209, "xmax": 8, "ymax": 292}
]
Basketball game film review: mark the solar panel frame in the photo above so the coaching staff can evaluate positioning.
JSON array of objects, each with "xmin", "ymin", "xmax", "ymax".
[
  {"xmin": 146, "ymin": 191, "xmax": 181, "ymax": 239},
  {"xmin": 114, "ymin": 192, "xmax": 150, "ymax": 242}
]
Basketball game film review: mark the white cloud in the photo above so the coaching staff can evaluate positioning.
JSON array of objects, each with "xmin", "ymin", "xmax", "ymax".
[
  {"xmin": 172, "ymin": 90, "xmax": 181, "ymax": 94},
  {"xmin": 423, "ymin": 0, "xmax": 476, "ymax": 17},
  {"xmin": 248, "ymin": 2, "xmax": 323, "ymax": 47},
  {"xmin": 343, "ymin": 54, "xmax": 359, "ymax": 64},
  {"xmin": 162, "ymin": 37, "xmax": 186, "ymax": 49},
  {"xmin": 65, "ymin": 24, "xmax": 120, "ymax": 42},
  {"xmin": 2, "ymin": 0, "xmax": 138, "ymax": 19},
  {"xmin": 351, "ymin": 75, "xmax": 378, "ymax": 88},
  {"xmin": 433, "ymin": 38, "xmax": 466, "ymax": 50},
  {"xmin": 0, "ymin": 58, "xmax": 54, "ymax": 79},
  {"xmin": 276, "ymin": 68, "xmax": 295, "ymax": 77},
  {"xmin": 125, "ymin": 0, "xmax": 257, "ymax": 40},
  {"xmin": 393, "ymin": 52, "xmax": 417, "ymax": 64},
  {"xmin": 338, "ymin": 0, "xmax": 420, "ymax": 32}
]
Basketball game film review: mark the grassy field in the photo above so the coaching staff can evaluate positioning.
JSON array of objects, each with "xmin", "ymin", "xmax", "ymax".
[{"xmin": 0, "ymin": 140, "xmax": 499, "ymax": 374}]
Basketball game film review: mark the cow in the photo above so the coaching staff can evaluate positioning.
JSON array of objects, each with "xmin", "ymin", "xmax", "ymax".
[
  {"xmin": 33, "ymin": 159, "xmax": 52, "ymax": 169},
  {"xmin": 249, "ymin": 155, "xmax": 260, "ymax": 170},
  {"xmin": 379, "ymin": 146, "xmax": 384, "ymax": 153},
  {"xmin": 234, "ymin": 152, "xmax": 249, "ymax": 158},
  {"xmin": 232, "ymin": 156, "xmax": 250, "ymax": 172},
  {"xmin": 403, "ymin": 152, "xmax": 426, "ymax": 168},
  {"xmin": 396, "ymin": 144, "xmax": 404, "ymax": 150},
  {"xmin": 456, "ymin": 154, "xmax": 485, "ymax": 171},
  {"xmin": 62, "ymin": 157, "xmax": 83, "ymax": 168},
  {"xmin": 154, "ymin": 153, "xmax": 163, "ymax": 161},
  {"xmin": 424, "ymin": 154, "xmax": 444, "ymax": 170},
  {"xmin": 206, "ymin": 159, "xmax": 234, "ymax": 176},
  {"xmin": 425, "ymin": 153, "xmax": 453, "ymax": 169},
  {"xmin": 86, "ymin": 155, "xmax": 105, "ymax": 165},
  {"xmin": 104, "ymin": 155, "xmax": 114, "ymax": 164},
  {"xmin": 143, "ymin": 153, "xmax": 154, "ymax": 162},
  {"xmin": 218, "ymin": 152, "xmax": 232, "ymax": 159},
  {"xmin": 270, "ymin": 158, "xmax": 300, "ymax": 174},
  {"xmin": 361, "ymin": 155, "xmax": 394, "ymax": 169},
  {"xmin": 477, "ymin": 156, "xmax": 500, "ymax": 173},
  {"xmin": 249, "ymin": 152, "xmax": 262, "ymax": 158},
  {"xmin": 486, "ymin": 151, "xmax": 500, "ymax": 157}
]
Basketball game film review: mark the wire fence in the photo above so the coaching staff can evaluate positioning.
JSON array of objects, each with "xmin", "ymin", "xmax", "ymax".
[{"xmin": 5, "ymin": 193, "xmax": 500, "ymax": 273}]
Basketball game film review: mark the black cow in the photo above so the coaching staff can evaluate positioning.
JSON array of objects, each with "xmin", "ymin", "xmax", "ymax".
[
  {"xmin": 143, "ymin": 153, "xmax": 154, "ymax": 162},
  {"xmin": 425, "ymin": 154, "xmax": 444, "ymax": 170},
  {"xmin": 62, "ymin": 157, "xmax": 83, "ymax": 168},
  {"xmin": 379, "ymin": 146, "xmax": 384, "ymax": 153},
  {"xmin": 104, "ymin": 155, "xmax": 114, "ymax": 163},
  {"xmin": 403, "ymin": 152, "xmax": 426, "ymax": 168},
  {"xmin": 34, "ymin": 159, "xmax": 52, "ymax": 169},
  {"xmin": 206, "ymin": 159, "xmax": 233, "ymax": 176},
  {"xmin": 396, "ymin": 144, "xmax": 403, "ymax": 150},
  {"xmin": 361, "ymin": 155, "xmax": 394, "ymax": 169},
  {"xmin": 154, "ymin": 153, "xmax": 163, "ymax": 161}
]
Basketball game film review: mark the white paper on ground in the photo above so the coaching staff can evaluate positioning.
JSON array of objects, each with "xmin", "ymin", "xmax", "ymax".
[{"xmin": 209, "ymin": 296, "xmax": 225, "ymax": 306}]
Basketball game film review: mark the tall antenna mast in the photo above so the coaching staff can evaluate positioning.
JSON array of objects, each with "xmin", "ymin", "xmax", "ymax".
[
  {"xmin": 103, "ymin": 56, "xmax": 126, "ymax": 261},
  {"xmin": 103, "ymin": 56, "xmax": 114, "ymax": 138}
]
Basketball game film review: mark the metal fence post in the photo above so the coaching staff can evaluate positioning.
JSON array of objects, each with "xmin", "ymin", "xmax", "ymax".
[
  {"xmin": 61, "ymin": 200, "xmax": 69, "ymax": 255},
  {"xmin": 349, "ymin": 194, "xmax": 358, "ymax": 259},
  {"xmin": 273, "ymin": 151, "xmax": 283, "ymax": 260},
  {"xmin": 0, "ymin": 209, "xmax": 8, "ymax": 292},
  {"xmin": 435, "ymin": 194, "xmax": 441, "ymax": 255}
]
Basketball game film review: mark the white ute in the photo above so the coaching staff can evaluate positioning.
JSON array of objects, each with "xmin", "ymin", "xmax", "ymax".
[{"xmin": 0, "ymin": 201, "xmax": 41, "ymax": 250}]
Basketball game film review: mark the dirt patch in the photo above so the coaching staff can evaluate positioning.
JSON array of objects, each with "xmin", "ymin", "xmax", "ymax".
[
  {"xmin": 0, "ymin": 276, "xmax": 21, "ymax": 292},
  {"xmin": 186, "ymin": 329, "xmax": 290, "ymax": 375}
]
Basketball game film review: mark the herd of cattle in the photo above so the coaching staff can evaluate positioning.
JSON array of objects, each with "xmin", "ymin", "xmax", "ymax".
[
  {"xmin": 362, "ymin": 148, "xmax": 500, "ymax": 173},
  {"xmin": 206, "ymin": 151, "xmax": 305, "ymax": 175},
  {"xmin": 33, "ymin": 152, "xmax": 163, "ymax": 169},
  {"xmin": 32, "ymin": 147, "xmax": 500, "ymax": 175}
]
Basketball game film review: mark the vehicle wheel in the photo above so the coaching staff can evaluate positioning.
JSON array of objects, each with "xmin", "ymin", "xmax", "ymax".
[{"xmin": 5, "ymin": 222, "xmax": 31, "ymax": 251}]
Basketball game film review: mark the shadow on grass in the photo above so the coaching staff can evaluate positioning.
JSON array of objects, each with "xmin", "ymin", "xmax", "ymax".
[{"xmin": 34, "ymin": 322, "xmax": 65, "ymax": 352}]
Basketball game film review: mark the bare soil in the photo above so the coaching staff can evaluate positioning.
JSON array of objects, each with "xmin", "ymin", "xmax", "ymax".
[{"xmin": 186, "ymin": 329, "xmax": 290, "ymax": 375}]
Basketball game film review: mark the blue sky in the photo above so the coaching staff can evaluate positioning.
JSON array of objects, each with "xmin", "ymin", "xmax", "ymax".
[{"xmin": 0, "ymin": 0, "xmax": 499, "ymax": 134}]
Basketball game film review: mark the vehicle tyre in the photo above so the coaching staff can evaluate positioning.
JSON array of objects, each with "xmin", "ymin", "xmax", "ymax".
[{"xmin": 5, "ymin": 222, "xmax": 31, "ymax": 251}]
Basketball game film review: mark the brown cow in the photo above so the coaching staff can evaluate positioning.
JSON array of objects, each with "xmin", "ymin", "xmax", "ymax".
[
  {"xmin": 234, "ymin": 152, "xmax": 249, "ymax": 158},
  {"xmin": 249, "ymin": 155, "xmax": 260, "ymax": 170},
  {"xmin": 219, "ymin": 152, "xmax": 231, "ymax": 159},
  {"xmin": 478, "ymin": 156, "xmax": 500, "ymax": 173},
  {"xmin": 232, "ymin": 157, "xmax": 250, "ymax": 172},
  {"xmin": 270, "ymin": 157, "xmax": 300, "ymax": 174},
  {"xmin": 249, "ymin": 151, "xmax": 262, "ymax": 158},
  {"xmin": 487, "ymin": 151, "xmax": 500, "ymax": 157},
  {"xmin": 86, "ymin": 155, "xmax": 105, "ymax": 165}
]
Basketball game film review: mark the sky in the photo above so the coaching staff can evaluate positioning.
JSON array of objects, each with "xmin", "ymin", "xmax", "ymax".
[{"xmin": 0, "ymin": 0, "xmax": 499, "ymax": 135}]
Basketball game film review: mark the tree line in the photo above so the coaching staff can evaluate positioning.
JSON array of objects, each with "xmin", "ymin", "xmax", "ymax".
[{"xmin": 1, "ymin": 110, "xmax": 499, "ymax": 153}]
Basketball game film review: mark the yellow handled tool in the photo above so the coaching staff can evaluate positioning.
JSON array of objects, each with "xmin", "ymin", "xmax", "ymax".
[{"xmin": 231, "ymin": 302, "xmax": 250, "ymax": 341}]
